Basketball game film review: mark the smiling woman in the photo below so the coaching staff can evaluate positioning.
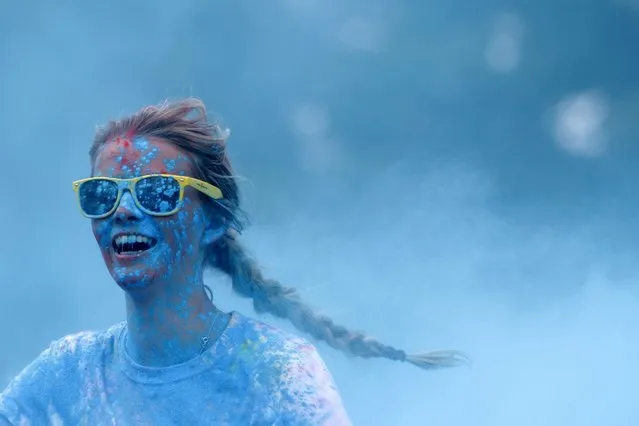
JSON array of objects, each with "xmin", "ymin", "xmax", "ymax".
[{"xmin": 0, "ymin": 98, "xmax": 467, "ymax": 426}]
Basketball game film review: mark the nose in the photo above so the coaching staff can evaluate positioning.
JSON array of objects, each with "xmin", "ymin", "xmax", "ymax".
[{"xmin": 114, "ymin": 191, "xmax": 143, "ymax": 223}]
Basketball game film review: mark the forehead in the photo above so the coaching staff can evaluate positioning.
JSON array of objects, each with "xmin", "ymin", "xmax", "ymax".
[{"xmin": 93, "ymin": 136, "xmax": 193, "ymax": 178}]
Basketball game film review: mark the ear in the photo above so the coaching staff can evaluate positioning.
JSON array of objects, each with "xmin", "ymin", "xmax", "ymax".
[{"xmin": 202, "ymin": 222, "xmax": 226, "ymax": 246}]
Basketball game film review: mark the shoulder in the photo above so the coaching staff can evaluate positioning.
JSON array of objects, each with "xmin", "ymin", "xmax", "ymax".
[
  {"xmin": 225, "ymin": 313, "xmax": 352, "ymax": 425},
  {"xmin": 225, "ymin": 312, "xmax": 316, "ymax": 363},
  {"xmin": 5, "ymin": 323, "xmax": 123, "ymax": 384},
  {"xmin": 0, "ymin": 323, "xmax": 124, "ymax": 424},
  {"xmin": 46, "ymin": 322, "xmax": 124, "ymax": 365}
]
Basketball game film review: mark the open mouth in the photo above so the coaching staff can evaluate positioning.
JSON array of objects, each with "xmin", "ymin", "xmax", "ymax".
[{"xmin": 112, "ymin": 234, "xmax": 158, "ymax": 256}]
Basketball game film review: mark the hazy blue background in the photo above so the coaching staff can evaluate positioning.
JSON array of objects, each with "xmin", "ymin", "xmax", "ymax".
[{"xmin": 2, "ymin": 1, "xmax": 639, "ymax": 425}]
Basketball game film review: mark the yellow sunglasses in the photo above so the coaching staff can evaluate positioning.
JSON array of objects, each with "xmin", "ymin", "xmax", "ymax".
[{"xmin": 72, "ymin": 174, "xmax": 223, "ymax": 219}]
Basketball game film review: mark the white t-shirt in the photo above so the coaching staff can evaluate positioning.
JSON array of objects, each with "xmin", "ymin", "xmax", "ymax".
[{"xmin": 0, "ymin": 312, "xmax": 351, "ymax": 426}]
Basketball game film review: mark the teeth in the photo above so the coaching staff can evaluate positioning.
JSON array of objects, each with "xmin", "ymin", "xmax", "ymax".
[{"xmin": 114, "ymin": 234, "xmax": 153, "ymax": 249}]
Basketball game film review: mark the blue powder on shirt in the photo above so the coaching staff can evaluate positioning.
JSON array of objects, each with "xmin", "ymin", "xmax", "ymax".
[{"xmin": 0, "ymin": 312, "xmax": 351, "ymax": 425}]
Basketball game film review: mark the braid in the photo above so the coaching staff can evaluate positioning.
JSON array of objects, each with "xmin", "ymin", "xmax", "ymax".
[
  {"xmin": 208, "ymin": 232, "xmax": 469, "ymax": 370},
  {"xmin": 89, "ymin": 97, "xmax": 468, "ymax": 370}
]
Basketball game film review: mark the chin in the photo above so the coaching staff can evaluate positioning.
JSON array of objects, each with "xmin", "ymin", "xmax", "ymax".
[
  {"xmin": 102, "ymin": 243, "xmax": 166, "ymax": 291},
  {"xmin": 112, "ymin": 269, "xmax": 154, "ymax": 289},
  {"xmin": 108, "ymin": 262, "xmax": 161, "ymax": 295}
]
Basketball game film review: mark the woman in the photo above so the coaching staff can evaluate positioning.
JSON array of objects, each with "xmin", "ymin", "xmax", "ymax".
[{"xmin": 0, "ymin": 99, "xmax": 467, "ymax": 425}]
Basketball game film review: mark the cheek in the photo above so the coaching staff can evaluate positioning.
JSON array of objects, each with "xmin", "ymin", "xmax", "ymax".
[
  {"xmin": 91, "ymin": 220, "xmax": 110, "ymax": 246},
  {"xmin": 184, "ymin": 199, "xmax": 209, "ymax": 245},
  {"xmin": 160, "ymin": 199, "xmax": 205, "ymax": 253}
]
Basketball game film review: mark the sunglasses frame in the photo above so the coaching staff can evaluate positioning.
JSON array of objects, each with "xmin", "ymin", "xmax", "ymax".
[{"xmin": 72, "ymin": 174, "xmax": 224, "ymax": 219}]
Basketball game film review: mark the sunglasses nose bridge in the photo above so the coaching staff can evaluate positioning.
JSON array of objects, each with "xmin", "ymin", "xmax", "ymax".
[
  {"xmin": 117, "ymin": 179, "xmax": 135, "ymax": 191},
  {"xmin": 115, "ymin": 180, "xmax": 138, "ymax": 202},
  {"xmin": 114, "ymin": 187, "xmax": 144, "ymax": 221}
]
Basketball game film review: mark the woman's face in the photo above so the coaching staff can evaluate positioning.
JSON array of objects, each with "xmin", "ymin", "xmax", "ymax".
[{"xmin": 91, "ymin": 135, "xmax": 219, "ymax": 295}]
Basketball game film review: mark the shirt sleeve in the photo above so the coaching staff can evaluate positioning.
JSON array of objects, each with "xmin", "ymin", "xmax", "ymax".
[
  {"xmin": 0, "ymin": 348, "xmax": 53, "ymax": 426},
  {"xmin": 275, "ymin": 343, "xmax": 352, "ymax": 426}
]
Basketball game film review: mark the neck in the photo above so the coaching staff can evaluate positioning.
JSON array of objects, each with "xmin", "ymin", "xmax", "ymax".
[{"xmin": 124, "ymin": 279, "xmax": 221, "ymax": 367}]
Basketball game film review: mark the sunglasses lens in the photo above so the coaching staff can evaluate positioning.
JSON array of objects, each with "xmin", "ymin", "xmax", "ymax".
[
  {"xmin": 79, "ymin": 179, "xmax": 119, "ymax": 217},
  {"xmin": 135, "ymin": 176, "xmax": 181, "ymax": 214}
]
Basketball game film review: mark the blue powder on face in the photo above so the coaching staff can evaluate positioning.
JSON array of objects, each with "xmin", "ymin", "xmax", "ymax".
[
  {"xmin": 163, "ymin": 159, "xmax": 176, "ymax": 171},
  {"xmin": 0, "ymin": 313, "xmax": 351, "ymax": 425},
  {"xmin": 134, "ymin": 138, "xmax": 149, "ymax": 151}
]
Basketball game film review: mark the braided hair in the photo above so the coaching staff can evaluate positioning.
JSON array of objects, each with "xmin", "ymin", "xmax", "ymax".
[{"xmin": 90, "ymin": 98, "xmax": 469, "ymax": 371}]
